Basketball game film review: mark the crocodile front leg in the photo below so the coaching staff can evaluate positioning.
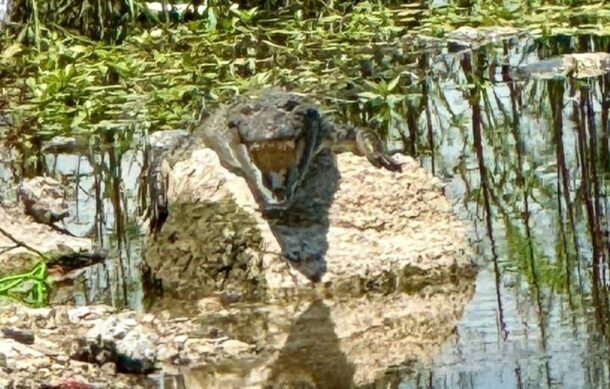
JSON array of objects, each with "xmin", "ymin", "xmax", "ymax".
[
  {"xmin": 327, "ymin": 124, "xmax": 403, "ymax": 172},
  {"xmin": 355, "ymin": 129, "xmax": 403, "ymax": 172},
  {"xmin": 202, "ymin": 124, "xmax": 275, "ymax": 205}
]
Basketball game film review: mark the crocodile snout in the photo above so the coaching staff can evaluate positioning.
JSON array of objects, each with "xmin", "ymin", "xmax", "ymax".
[{"xmin": 245, "ymin": 137, "xmax": 309, "ymax": 209}]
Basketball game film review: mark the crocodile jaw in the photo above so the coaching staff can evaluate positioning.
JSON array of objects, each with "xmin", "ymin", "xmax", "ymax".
[{"xmin": 246, "ymin": 138, "xmax": 308, "ymax": 209}]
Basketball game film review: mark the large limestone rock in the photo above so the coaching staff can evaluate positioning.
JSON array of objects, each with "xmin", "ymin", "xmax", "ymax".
[{"xmin": 143, "ymin": 141, "xmax": 476, "ymax": 300}]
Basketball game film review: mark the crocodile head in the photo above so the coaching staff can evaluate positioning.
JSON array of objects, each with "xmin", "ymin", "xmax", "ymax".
[{"xmin": 227, "ymin": 93, "xmax": 323, "ymax": 210}]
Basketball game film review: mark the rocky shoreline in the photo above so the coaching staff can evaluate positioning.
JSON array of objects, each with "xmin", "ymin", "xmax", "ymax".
[
  {"xmin": 0, "ymin": 276, "xmax": 475, "ymax": 388},
  {"xmin": 0, "ymin": 129, "xmax": 477, "ymax": 388}
]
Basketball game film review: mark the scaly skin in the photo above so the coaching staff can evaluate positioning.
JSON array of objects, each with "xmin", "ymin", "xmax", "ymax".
[{"xmin": 192, "ymin": 89, "xmax": 402, "ymax": 210}]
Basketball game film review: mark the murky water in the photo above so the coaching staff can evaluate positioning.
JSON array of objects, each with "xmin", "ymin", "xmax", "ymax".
[{"xmin": 2, "ymin": 19, "xmax": 610, "ymax": 389}]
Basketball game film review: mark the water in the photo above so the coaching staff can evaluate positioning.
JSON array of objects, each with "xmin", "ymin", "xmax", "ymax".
[
  {"xmin": 2, "ymin": 17, "xmax": 610, "ymax": 389},
  {"xmin": 397, "ymin": 34, "xmax": 610, "ymax": 388}
]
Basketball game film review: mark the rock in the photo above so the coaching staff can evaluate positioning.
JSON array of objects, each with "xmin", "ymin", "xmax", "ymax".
[
  {"xmin": 101, "ymin": 362, "xmax": 117, "ymax": 376},
  {"xmin": 445, "ymin": 25, "xmax": 521, "ymax": 51},
  {"xmin": 17, "ymin": 176, "xmax": 70, "ymax": 225},
  {"xmin": 22, "ymin": 306, "xmax": 53, "ymax": 320},
  {"xmin": 0, "ymin": 304, "xmax": 161, "ymax": 387},
  {"xmin": 67, "ymin": 305, "xmax": 115, "ymax": 324},
  {"xmin": 43, "ymin": 379, "xmax": 96, "ymax": 389},
  {"xmin": 1, "ymin": 328, "xmax": 34, "ymax": 345},
  {"xmin": 220, "ymin": 339, "xmax": 252, "ymax": 356},
  {"xmin": 84, "ymin": 315, "xmax": 157, "ymax": 374},
  {"xmin": 115, "ymin": 328, "xmax": 157, "ymax": 373},
  {"xmin": 183, "ymin": 338, "xmax": 215, "ymax": 360},
  {"xmin": 143, "ymin": 142, "xmax": 476, "ymax": 300},
  {"xmin": 0, "ymin": 206, "xmax": 92, "ymax": 276},
  {"xmin": 41, "ymin": 135, "xmax": 90, "ymax": 155},
  {"xmin": 148, "ymin": 129, "xmax": 190, "ymax": 151},
  {"xmin": 514, "ymin": 52, "xmax": 610, "ymax": 80},
  {"xmin": 69, "ymin": 337, "xmax": 118, "ymax": 367},
  {"xmin": 156, "ymin": 344, "xmax": 179, "ymax": 363},
  {"xmin": 87, "ymin": 316, "xmax": 134, "ymax": 340}
]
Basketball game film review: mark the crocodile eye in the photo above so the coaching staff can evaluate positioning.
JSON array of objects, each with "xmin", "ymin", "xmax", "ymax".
[
  {"xmin": 282, "ymin": 99, "xmax": 299, "ymax": 112},
  {"xmin": 305, "ymin": 108, "xmax": 319, "ymax": 119}
]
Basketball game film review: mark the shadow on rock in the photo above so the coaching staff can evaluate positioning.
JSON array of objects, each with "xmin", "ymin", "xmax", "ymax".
[
  {"xmin": 142, "ymin": 198, "xmax": 266, "ymax": 301},
  {"xmin": 264, "ymin": 150, "xmax": 339, "ymax": 282}
]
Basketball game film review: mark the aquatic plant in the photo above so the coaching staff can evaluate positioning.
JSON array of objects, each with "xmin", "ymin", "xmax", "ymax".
[
  {"xmin": 0, "ymin": 261, "xmax": 48, "ymax": 307},
  {"xmin": 1, "ymin": 0, "xmax": 608, "ymax": 160}
]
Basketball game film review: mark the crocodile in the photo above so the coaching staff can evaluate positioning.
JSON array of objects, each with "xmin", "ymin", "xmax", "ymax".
[{"xmin": 192, "ymin": 89, "xmax": 402, "ymax": 211}]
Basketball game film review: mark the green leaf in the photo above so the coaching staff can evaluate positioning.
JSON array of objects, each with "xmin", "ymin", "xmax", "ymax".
[
  {"xmin": 1, "ymin": 44, "xmax": 22, "ymax": 60},
  {"xmin": 387, "ymin": 75, "xmax": 401, "ymax": 92},
  {"xmin": 358, "ymin": 91, "xmax": 381, "ymax": 100}
]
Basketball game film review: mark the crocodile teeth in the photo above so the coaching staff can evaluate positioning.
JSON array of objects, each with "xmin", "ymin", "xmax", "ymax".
[
  {"xmin": 295, "ymin": 138, "xmax": 306, "ymax": 165},
  {"xmin": 248, "ymin": 139, "xmax": 295, "ymax": 151},
  {"xmin": 245, "ymin": 138, "xmax": 313, "ymax": 207},
  {"xmin": 247, "ymin": 140, "xmax": 299, "ymax": 172},
  {"xmin": 269, "ymin": 169, "xmax": 288, "ymax": 190}
]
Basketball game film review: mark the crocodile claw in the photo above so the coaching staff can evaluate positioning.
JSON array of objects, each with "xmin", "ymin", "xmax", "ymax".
[
  {"xmin": 374, "ymin": 154, "xmax": 403, "ymax": 173},
  {"xmin": 354, "ymin": 128, "xmax": 403, "ymax": 173}
]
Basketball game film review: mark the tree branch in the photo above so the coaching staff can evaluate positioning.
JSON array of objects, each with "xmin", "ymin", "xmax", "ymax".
[{"xmin": 0, "ymin": 225, "xmax": 49, "ymax": 261}]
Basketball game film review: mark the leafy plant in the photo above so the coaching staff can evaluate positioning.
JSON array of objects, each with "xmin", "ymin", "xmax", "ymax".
[
  {"xmin": 9, "ymin": 0, "xmax": 145, "ymax": 43},
  {"xmin": 357, "ymin": 75, "xmax": 410, "ymax": 137}
]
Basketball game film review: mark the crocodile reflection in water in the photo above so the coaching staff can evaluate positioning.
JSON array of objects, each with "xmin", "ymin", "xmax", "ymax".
[{"xmin": 193, "ymin": 89, "xmax": 402, "ymax": 211}]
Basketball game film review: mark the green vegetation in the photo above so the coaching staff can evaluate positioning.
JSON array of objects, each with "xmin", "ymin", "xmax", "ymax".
[
  {"xmin": 0, "ymin": 261, "xmax": 48, "ymax": 306},
  {"xmin": 2, "ymin": 0, "xmax": 609, "ymax": 164}
]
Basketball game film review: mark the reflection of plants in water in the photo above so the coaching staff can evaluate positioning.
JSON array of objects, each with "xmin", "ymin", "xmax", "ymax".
[
  {"xmin": 447, "ymin": 38, "xmax": 610, "ymax": 351},
  {"xmin": 503, "ymin": 214, "xmax": 568, "ymax": 292},
  {"xmin": 8, "ymin": 0, "xmax": 142, "ymax": 43},
  {"xmin": 443, "ymin": 37, "xmax": 610, "ymax": 361},
  {"xmin": 0, "ymin": 262, "xmax": 48, "ymax": 307}
]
